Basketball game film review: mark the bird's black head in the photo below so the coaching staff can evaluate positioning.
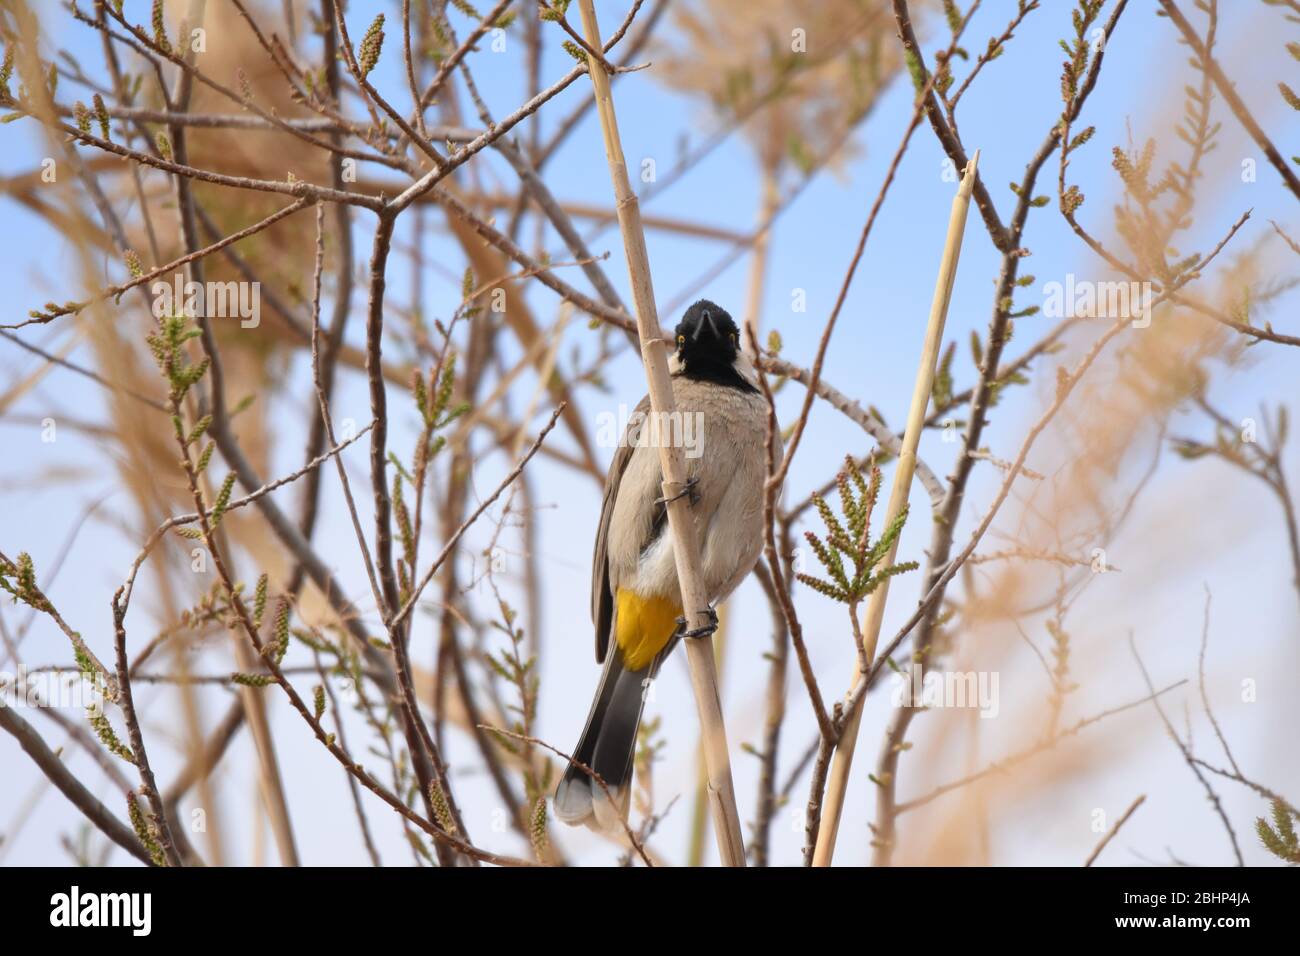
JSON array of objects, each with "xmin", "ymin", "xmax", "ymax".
[{"xmin": 673, "ymin": 300, "xmax": 754, "ymax": 391}]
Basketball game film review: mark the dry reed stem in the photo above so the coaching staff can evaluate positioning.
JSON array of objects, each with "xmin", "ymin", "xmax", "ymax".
[
  {"xmin": 812, "ymin": 150, "xmax": 981, "ymax": 866},
  {"xmin": 577, "ymin": 0, "xmax": 746, "ymax": 867}
]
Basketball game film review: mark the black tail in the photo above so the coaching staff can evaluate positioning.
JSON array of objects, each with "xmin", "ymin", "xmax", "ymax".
[{"xmin": 553, "ymin": 640, "xmax": 672, "ymax": 830}]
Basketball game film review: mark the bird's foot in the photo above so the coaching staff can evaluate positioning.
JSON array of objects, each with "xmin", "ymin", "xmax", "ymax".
[
  {"xmin": 677, "ymin": 605, "xmax": 719, "ymax": 640},
  {"xmin": 655, "ymin": 476, "xmax": 700, "ymax": 508}
]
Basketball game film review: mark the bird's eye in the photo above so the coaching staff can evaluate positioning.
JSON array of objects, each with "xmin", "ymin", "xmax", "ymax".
[
  {"xmin": 677, "ymin": 335, "xmax": 685, "ymax": 347},
  {"xmin": 730, "ymin": 333, "xmax": 737, "ymax": 345}
]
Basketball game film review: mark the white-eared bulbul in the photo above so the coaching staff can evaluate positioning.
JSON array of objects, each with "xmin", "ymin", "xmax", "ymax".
[{"xmin": 554, "ymin": 300, "xmax": 779, "ymax": 831}]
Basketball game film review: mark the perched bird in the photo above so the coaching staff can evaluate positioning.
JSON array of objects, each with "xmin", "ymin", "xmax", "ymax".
[{"xmin": 554, "ymin": 299, "xmax": 779, "ymax": 832}]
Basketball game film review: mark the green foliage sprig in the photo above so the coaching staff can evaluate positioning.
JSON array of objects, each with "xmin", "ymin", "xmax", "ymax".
[
  {"xmin": 89, "ymin": 709, "xmax": 136, "ymax": 764},
  {"xmin": 538, "ymin": 1, "xmax": 573, "ymax": 24},
  {"xmin": 1256, "ymin": 798, "xmax": 1300, "ymax": 864},
  {"xmin": 265, "ymin": 600, "xmax": 291, "ymax": 666},
  {"xmin": 252, "ymin": 573, "xmax": 269, "ymax": 627},
  {"xmin": 0, "ymin": 551, "xmax": 42, "ymax": 610},
  {"xmin": 0, "ymin": 47, "xmax": 13, "ymax": 102},
  {"xmin": 428, "ymin": 779, "xmax": 458, "ymax": 834},
  {"xmin": 127, "ymin": 793, "xmax": 167, "ymax": 866},
  {"xmin": 146, "ymin": 311, "xmax": 206, "ymax": 401},
  {"xmin": 796, "ymin": 456, "xmax": 918, "ymax": 605},
  {"xmin": 92, "ymin": 93, "xmax": 110, "ymax": 139},
  {"xmin": 150, "ymin": 0, "xmax": 170, "ymax": 53},
  {"xmin": 359, "ymin": 14, "xmax": 386, "ymax": 78},
  {"xmin": 484, "ymin": 598, "xmax": 538, "ymax": 749},
  {"xmin": 529, "ymin": 796, "xmax": 548, "ymax": 861},
  {"xmin": 231, "ymin": 672, "xmax": 275, "ymax": 687}
]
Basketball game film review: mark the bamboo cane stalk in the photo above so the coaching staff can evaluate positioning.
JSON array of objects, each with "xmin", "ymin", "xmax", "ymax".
[
  {"xmin": 811, "ymin": 150, "xmax": 981, "ymax": 866},
  {"xmin": 576, "ymin": 0, "xmax": 747, "ymax": 867},
  {"xmin": 686, "ymin": 604, "xmax": 731, "ymax": 867}
]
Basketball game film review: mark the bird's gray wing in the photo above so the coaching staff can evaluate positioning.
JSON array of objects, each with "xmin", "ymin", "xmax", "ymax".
[{"xmin": 592, "ymin": 393, "xmax": 659, "ymax": 663}]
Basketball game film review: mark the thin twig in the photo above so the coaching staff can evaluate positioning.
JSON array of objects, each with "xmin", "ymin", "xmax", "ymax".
[{"xmin": 1085, "ymin": 794, "xmax": 1146, "ymax": 866}]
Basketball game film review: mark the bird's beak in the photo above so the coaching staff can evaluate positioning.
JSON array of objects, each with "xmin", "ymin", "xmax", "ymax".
[{"xmin": 693, "ymin": 310, "xmax": 719, "ymax": 342}]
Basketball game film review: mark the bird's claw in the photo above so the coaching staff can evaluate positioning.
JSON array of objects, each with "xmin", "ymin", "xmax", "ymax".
[
  {"xmin": 677, "ymin": 606, "xmax": 719, "ymax": 640},
  {"xmin": 655, "ymin": 476, "xmax": 700, "ymax": 508}
]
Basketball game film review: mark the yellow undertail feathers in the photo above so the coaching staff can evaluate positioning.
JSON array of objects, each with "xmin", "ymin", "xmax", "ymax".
[{"xmin": 614, "ymin": 588, "xmax": 681, "ymax": 671}]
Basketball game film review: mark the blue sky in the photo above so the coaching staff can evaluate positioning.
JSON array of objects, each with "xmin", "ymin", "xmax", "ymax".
[{"xmin": 1, "ymin": 0, "xmax": 1298, "ymax": 866}]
